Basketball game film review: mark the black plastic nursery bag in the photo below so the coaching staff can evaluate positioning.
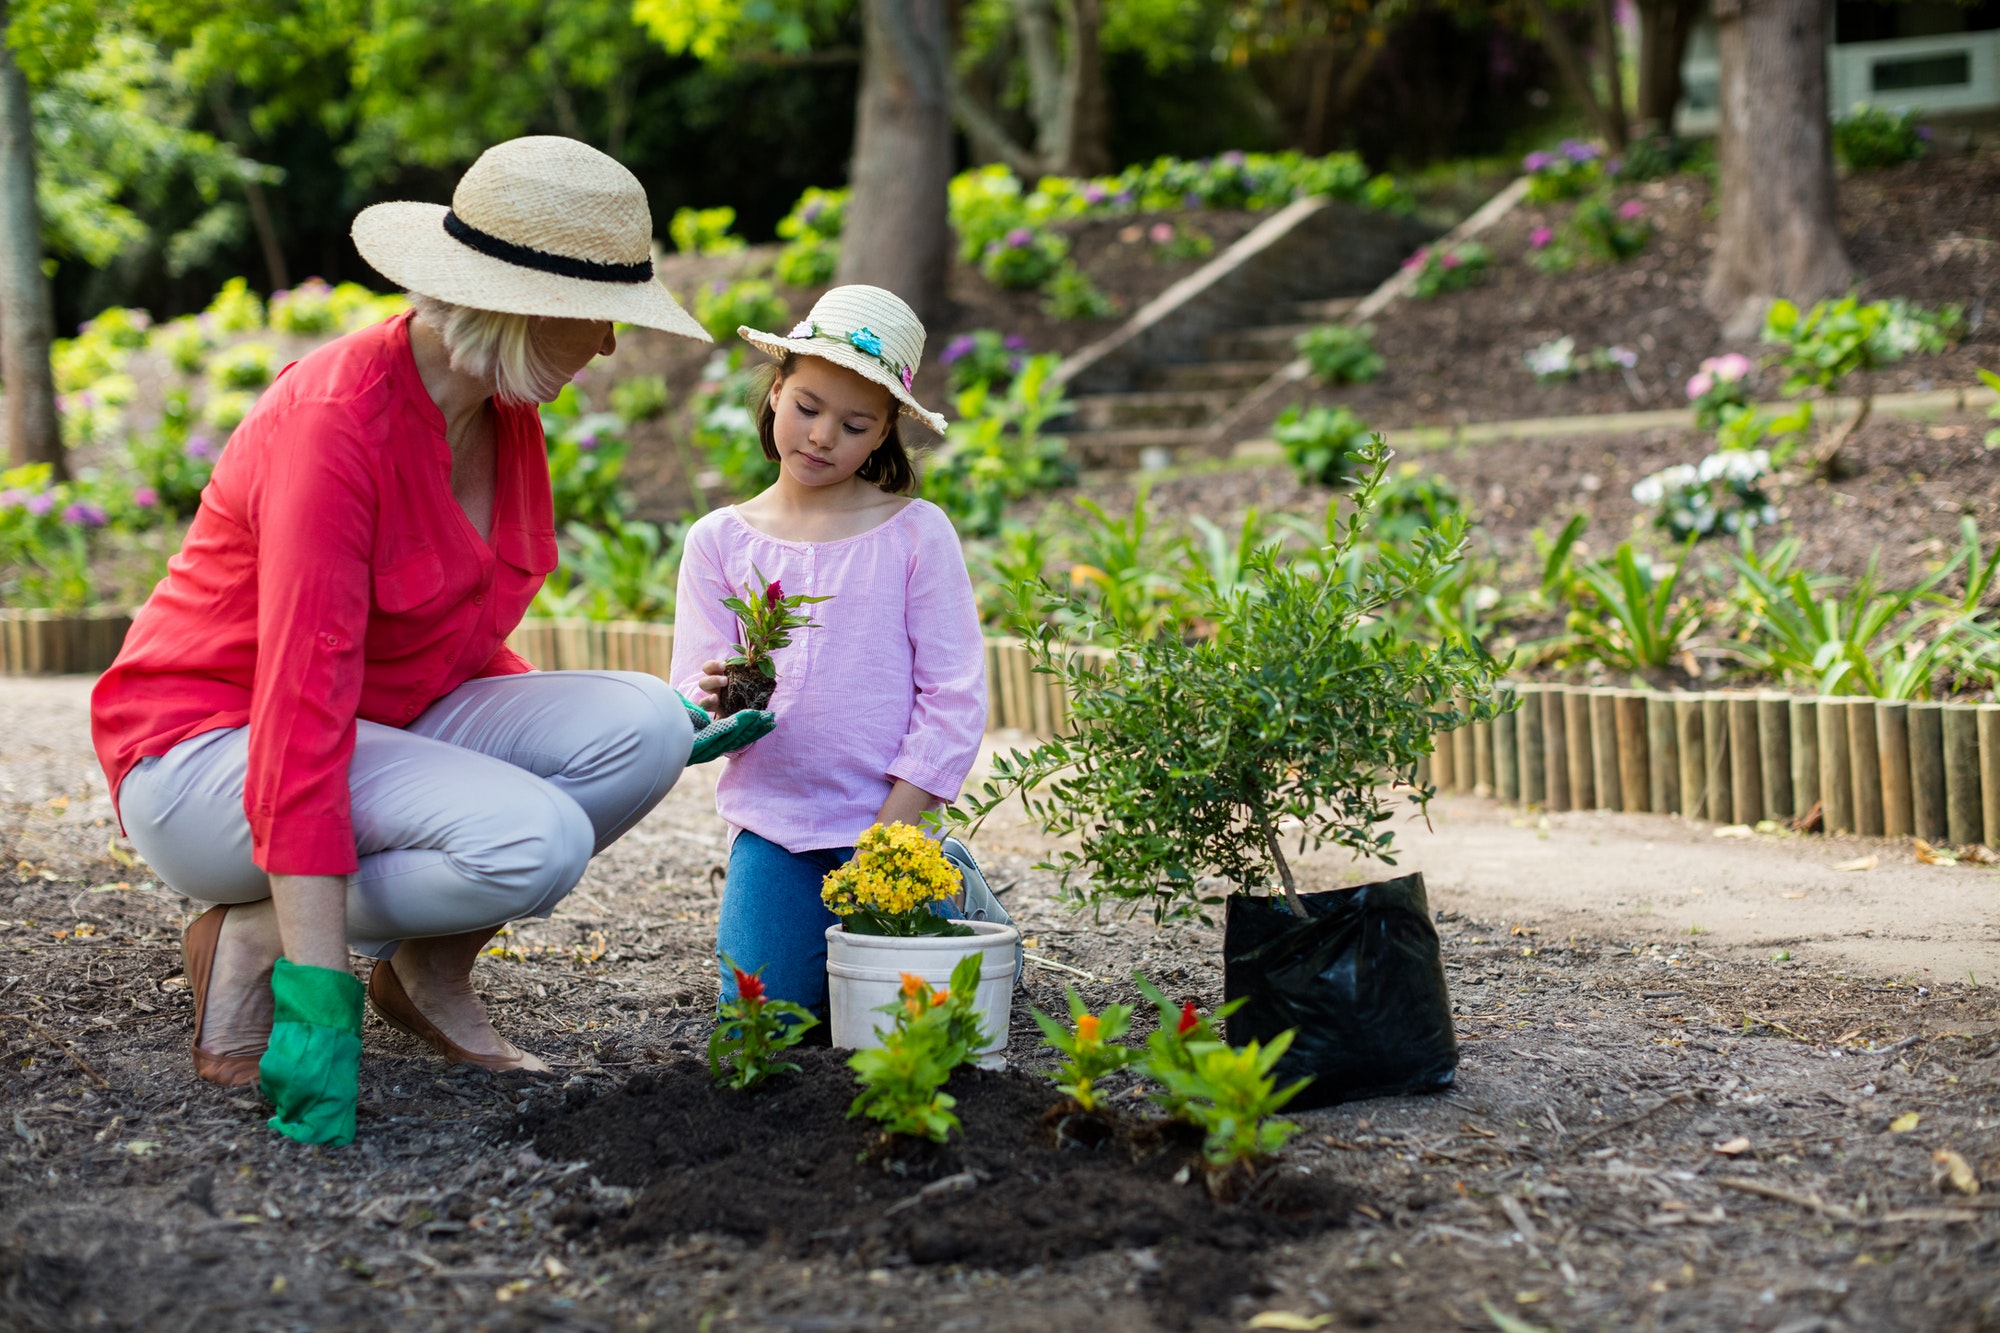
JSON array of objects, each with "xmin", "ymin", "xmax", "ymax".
[{"xmin": 1224, "ymin": 873, "xmax": 1457, "ymax": 1110}]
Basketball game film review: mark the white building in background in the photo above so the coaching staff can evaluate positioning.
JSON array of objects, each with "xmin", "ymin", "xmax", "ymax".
[{"xmin": 1677, "ymin": 0, "xmax": 2000, "ymax": 135}]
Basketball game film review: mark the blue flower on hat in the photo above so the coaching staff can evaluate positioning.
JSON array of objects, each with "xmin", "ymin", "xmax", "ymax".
[{"xmin": 848, "ymin": 327, "xmax": 884, "ymax": 357}]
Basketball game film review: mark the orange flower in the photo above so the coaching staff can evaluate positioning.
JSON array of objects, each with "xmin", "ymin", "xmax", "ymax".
[
  {"xmin": 931, "ymin": 989, "xmax": 950, "ymax": 1009},
  {"xmin": 1076, "ymin": 1013, "xmax": 1101, "ymax": 1044},
  {"xmin": 899, "ymin": 972, "xmax": 927, "ymax": 999}
]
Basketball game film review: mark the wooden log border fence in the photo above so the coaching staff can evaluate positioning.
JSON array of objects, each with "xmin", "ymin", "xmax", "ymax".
[{"xmin": 12, "ymin": 611, "xmax": 2000, "ymax": 844}]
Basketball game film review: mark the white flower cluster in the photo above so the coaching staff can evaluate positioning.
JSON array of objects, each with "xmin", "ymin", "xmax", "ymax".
[
  {"xmin": 1632, "ymin": 449, "xmax": 1776, "ymax": 540},
  {"xmin": 1524, "ymin": 336, "xmax": 1577, "ymax": 379}
]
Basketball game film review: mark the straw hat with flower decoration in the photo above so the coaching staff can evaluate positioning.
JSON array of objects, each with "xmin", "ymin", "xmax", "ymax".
[
  {"xmin": 738, "ymin": 286, "xmax": 949, "ymax": 436},
  {"xmin": 350, "ymin": 136, "xmax": 709, "ymax": 341}
]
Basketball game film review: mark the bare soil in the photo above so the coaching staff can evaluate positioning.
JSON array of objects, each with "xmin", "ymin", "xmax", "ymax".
[
  {"xmin": 1300, "ymin": 147, "xmax": 2000, "ymax": 431},
  {"xmin": 4, "ymin": 676, "xmax": 1999, "ymax": 1331}
]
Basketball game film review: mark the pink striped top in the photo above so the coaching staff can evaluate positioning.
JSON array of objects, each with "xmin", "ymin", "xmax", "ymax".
[{"xmin": 670, "ymin": 500, "xmax": 988, "ymax": 853}]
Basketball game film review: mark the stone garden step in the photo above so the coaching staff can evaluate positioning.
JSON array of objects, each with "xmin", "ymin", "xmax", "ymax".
[
  {"xmin": 1062, "ymin": 388, "xmax": 1236, "ymax": 431},
  {"xmin": 1202, "ymin": 321, "xmax": 1320, "ymax": 363},
  {"xmin": 1148, "ymin": 360, "xmax": 1289, "ymax": 391},
  {"xmin": 1291, "ymin": 296, "xmax": 1361, "ymax": 323},
  {"xmin": 1063, "ymin": 425, "xmax": 1204, "ymax": 469}
]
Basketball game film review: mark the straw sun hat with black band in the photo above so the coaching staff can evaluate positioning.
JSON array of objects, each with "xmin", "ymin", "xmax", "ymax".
[
  {"xmin": 351, "ymin": 136, "xmax": 709, "ymax": 342},
  {"xmin": 739, "ymin": 285, "xmax": 950, "ymax": 437}
]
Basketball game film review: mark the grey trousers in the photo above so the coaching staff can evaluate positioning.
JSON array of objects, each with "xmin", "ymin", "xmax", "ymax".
[{"xmin": 118, "ymin": 670, "xmax": 692, "ymax": 957}]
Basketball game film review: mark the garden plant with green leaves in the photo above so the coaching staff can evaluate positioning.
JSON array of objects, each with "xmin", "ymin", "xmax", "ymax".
[{"xmin": 953, "ymin": 436, "xmax": 1508, "ymax": 923}]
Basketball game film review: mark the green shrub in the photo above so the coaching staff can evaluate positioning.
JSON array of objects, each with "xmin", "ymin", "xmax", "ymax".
[
  {"xmin": 774, "ymin": 186, "xmax": 845, "ymax": 287},
  {"xmin": 1147, "ymin": 220, "xmax": 1213, "ymax": 264},
  {"xmin": 1403, "ymin": 242, "xmax": 1488, "ymax": 298},
  {"xmin": 846, "ymin": 954, "xmax": 989, "ymax": 1144},
  {"xmin": 610, "ymin": 374, "xmax": 670, "ymax": 424},
  {"xmin": 923, "ymin": 354, "xmax": 1074, "ymax": 536},
  {"xmin": 953, "ymin": 436, "xmax": 1505, "ymax": 922},
  {"xmin": 1834, "ymin": 104, "xmax": 1926, "ymax": 171},
  {"xmin": 557, "ymin": 516, "xmax": 680, "ymax": 621},
  {"xmin": 1295, "ymin": 323, "xmax": 1384, "ymax": 385},
  {"xmin": 539, "ymin": 383, "xmax": 629, "ymax": 527},
  {"xmin": 1611, "ymin": 134, "xmax": 1703, "ymax": 182},
  {"xmin": 1762, "ymin": 296, "xmax": 1961, "ymax": 396},
  {"xmin": 1521, "ymin": 141, "xmax": 1604, "ymax": 203},
  {"xmin": 1032, "ymin": 989, "xmax": 1140, "ymax": 1112},
  {"xmin": 669, "ymin": 205, "xmax": 747, "ymax": 256},
  {"xmin": 200, "ymin": 390, "xmax": 258, "ymax": 434},
  {"xmin": 938, "ymin": 329, "xmax": 1027, "ymax": 393},
  {"xmin": 980, "ymin": 227, "xmax": 1067, "ymax": 289},
  {"xmin": 269, "ymin": 278, "xmax": 341, "ymax": 334},
  {"xmin": 693, "ymin": 279, "xmax": 790, "ymax": 344},
  {"xmin": 1273, "ymin": 403, "xmax": 1373, "ymax": 487},
  {"xmin": 152, "ymin": 316, "xmax": 212, "ymax": 375},
  {"xmin": 206, "ymin": 342, "xmax": 278, "ymax": 392},
  {"xmin": 1041, "ymin": 261, "xmax": 1116, "ymax": 320},
  {"xmin": 1569, "ymin": 195, "xmax": 1651, "ymax": 262},
  {"xmin": 204, "ymin": 277, "xmax": 264, "ymax": 333},
  {"xmin": 691, "ymin": 351, "xmax": 779, "ymax": 500}
]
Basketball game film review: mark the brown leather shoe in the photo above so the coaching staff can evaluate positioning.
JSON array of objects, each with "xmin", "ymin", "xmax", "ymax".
[
  {"xmin": 366, "ymin": 958, "xmax": 548, "ymax": 1074},
  {"xmin": 182, "ymin": 905, "xmax": 265, "ymax": 1087}
]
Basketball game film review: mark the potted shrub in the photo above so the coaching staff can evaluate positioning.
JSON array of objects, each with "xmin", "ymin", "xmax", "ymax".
[
  {"xmin": 714, "ymin": 569, "xmax": 829, "ymax": 716},
  {"xmin": 954, "ymin": 437, "xmax": 1505, "ymax": 1099},
  {"xmin": 821, "ymin": 823, "xmax": 1018, "ymax": 1068}
]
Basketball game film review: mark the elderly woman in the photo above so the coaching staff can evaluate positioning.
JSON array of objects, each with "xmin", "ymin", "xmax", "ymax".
[{"xmin": 90, "ymin": 137, "xmax": 766, "ymax": 1145}]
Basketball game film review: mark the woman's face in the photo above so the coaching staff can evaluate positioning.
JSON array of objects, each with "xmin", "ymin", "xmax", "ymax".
[
  {"xmin": 532, "ymin": 317, "xmax": 617, "ymax": 384},
  {"xmin": 767, "ymin": 357, "xmax": 894, "ymax": 488}
]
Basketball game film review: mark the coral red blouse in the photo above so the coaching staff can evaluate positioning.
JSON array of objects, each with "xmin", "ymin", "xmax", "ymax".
[{"xmin": 91, "ymin": 311, "xmax": 557, "ymax": 876}]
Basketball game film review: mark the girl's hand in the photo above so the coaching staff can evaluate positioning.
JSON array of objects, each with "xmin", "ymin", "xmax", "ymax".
[{"xmin": 696, "ymin": 659, "xmax": 730, "ymax": 705}]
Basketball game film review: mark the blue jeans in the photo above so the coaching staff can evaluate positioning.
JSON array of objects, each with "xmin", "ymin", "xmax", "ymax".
[{"xmin": 715, "ymin": 830, "xmax": 855, "ymax": 1014}]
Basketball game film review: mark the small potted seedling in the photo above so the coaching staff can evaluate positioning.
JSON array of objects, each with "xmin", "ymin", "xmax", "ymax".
[{"xmin": 715, "ymin": 568, "xmax": 830, "ymax": 716}]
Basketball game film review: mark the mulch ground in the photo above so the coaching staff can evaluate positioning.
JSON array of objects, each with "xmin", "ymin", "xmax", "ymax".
[
  {"xmin": 3, "ymin": 681, "xmax": 1999, "ymax": 1332},
  {"xmin": 1300, "ymin": 147, "xmax": 2000, "ymax": 430}
]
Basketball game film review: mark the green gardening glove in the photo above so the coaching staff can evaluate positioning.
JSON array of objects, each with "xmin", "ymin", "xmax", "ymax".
[
  {"xmin": 258, "ymin": 958, "xmax": 364, "ymax": 1146},
  {"xmin": 676, "ymin": 690, "xmax": 776, "ymax": 765}
]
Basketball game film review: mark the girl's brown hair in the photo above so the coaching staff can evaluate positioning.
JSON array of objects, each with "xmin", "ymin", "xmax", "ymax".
[{"xmin": 753, "ymin": 353, "xmax": 918, "ymax": 495}]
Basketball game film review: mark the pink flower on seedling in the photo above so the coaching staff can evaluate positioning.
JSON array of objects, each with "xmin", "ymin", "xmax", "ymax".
[
  {"xmin": 733, "ymin": 967, "xmax": 765, "ymax": 1004},
  {"xmin": 1686, "ymin": 371, "xmax": 1715, "ymax": 400},
  {"xmin": 1440, "ymin": 252, "xmax": 1462, "ymax": 269},
  {"xmin": 1618, "ymin": 200, "xmax": 1646, "ymax": 220},
  {"xmin": 1529, "ymin": 226, "xmax": 1554, "ymax": 249},
  {"xmin": 765, "ymin": 578, "xmax": 784, "ymax": 606},
  {"xmin": 1177, "ymin": 1001, "xmax": 1200, "ymax": 1036},
  {"xmin": 1706, "ymin": 353, "xmax": 1752, "ymax": 383}
]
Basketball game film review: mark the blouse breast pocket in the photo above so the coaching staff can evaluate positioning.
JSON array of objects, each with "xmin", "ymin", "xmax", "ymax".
[
  {"xmin": 373, "ymin": 548, "xmax": 445, "ymax": 614},
  {"xmin": 494, "ymin": 525, "xmax": 560, "ymax": 576}
]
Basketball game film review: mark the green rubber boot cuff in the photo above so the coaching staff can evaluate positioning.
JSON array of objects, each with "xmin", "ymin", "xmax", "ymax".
[{"xmin": 259, "ymin": 959, "xmax": 364, "ymax": 1146}]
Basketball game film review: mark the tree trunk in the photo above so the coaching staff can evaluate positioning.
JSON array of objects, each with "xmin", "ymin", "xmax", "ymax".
[
  {"xmin": 1634, "ymin": 0, "xmax": 1701, "ymax": 132},
  {"xmin": 0, "ymin": 9, "xmax": 62, "ymax": 479},
  {"xmin": 1703, "ymin": 0, "xmax": 1852, "ymax": 332},
  {"xmin": 841, "ymin": 0, "xmax": 954, "ymax": 325},
  {"xmin": 208, "ymin": 90, "xmax": 290, "ymax": 294},
  {"xmin": 1525, "ymin": 0, "xmax": 1626, "ymax": 151},
  {"xmin": 1053, "ymin": 0, "xmax": 1109, "ymax": 175},
  {"xmin": 1589, "ymin": 0, "xmax": 1629, "ymax": 150}
]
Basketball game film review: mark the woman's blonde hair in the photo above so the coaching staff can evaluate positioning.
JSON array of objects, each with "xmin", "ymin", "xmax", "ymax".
[{"xmin": 406, "ymin": 293, "xmax": 571, "ymax": 406}]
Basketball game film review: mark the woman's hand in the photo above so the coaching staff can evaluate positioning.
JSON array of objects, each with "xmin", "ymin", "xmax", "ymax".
[{"xmin": 696, "ymin": 658, "xmax": 730, "ymax": 707}]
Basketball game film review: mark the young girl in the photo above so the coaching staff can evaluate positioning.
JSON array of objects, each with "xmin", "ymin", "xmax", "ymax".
[{"xmin": 670, "ymin": 285, "xmax": 988, "ymax": 1012}]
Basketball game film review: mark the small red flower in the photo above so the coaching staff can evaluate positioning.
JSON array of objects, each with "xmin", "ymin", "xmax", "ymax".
[
  {"xmin": 765, "ymin": 578, "xmax": 784, "ymax": 606},
  {"xmin": 733, "ymin": 967, "xmax": 765, "ymax": 1004},
  {"xmin": 1177, "ymin": 1001, "xmax": 1200, "ymax": 1035}
]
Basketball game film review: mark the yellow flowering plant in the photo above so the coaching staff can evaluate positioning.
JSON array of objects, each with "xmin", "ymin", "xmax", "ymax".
[{"xmin": 820, "ymin": 822, "xmax": 972, "ymax": 937}]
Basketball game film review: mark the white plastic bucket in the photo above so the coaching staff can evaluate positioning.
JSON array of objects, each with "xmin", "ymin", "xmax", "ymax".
[{"xmin": 825, "ymin": 921, "xmax": 1019, "ymax": 1069}]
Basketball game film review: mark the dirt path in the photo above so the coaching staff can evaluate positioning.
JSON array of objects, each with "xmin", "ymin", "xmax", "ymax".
[{"xmin": 4, "ymin": 676, "xmax": 1998, "ymax": 1333}]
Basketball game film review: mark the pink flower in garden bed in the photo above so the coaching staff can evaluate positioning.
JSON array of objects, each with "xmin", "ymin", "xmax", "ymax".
[
  {"xmin": 1529, "ymin": 226, "xmax": 1554, "ymax": 249},
  {"xmin": 1617, "ymin": 200, "xmax": 1646, "ymax": 221}
]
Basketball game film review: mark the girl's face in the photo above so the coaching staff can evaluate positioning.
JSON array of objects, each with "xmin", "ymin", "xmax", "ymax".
[{"xmin": 767, "ymin": 356, "xmax": 894, "ymax": 489}]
